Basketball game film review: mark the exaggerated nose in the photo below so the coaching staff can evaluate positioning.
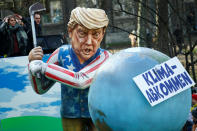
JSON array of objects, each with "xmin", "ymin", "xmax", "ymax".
[{"xmin": 86, "ymin": 34, "xmax": 93, "ymax": 45}]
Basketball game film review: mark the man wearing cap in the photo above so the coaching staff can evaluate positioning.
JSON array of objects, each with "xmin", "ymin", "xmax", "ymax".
[{"xmin": 28, "ymin": 7, "xmax": 110, "ymax": 131}]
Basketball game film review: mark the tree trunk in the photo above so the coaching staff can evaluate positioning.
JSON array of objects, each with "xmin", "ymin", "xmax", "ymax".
[
  {"xmin": 137, "ymin": 0, "xmax": 147, "ymax": 47},
  {"xmin": 156, "ymin": 0, "xmax": 170, "ymax": 56}
]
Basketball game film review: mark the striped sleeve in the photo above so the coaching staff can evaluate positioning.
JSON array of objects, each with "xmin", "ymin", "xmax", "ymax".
[
  {"xmin": 44, "ymin": 51, "xmax": 111, "ymax": 89},
  {"xmin": 28, "ymin": 48, "xmax": 60, "ymax": 94}
]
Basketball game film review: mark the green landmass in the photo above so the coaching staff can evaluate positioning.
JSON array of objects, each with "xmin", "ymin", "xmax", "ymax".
[{"xmin": 0, "ymin": 116, "xmax": 63, "ymax": 131}]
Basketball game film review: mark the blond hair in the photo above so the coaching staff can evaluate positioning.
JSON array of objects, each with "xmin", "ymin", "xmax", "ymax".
[{"xmin": 68, "ymin": 7, "xmax": 109, "ymax": 30}]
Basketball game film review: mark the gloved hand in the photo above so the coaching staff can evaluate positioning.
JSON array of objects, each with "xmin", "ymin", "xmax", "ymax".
[{"xmin": 29, "ymin": 60, "xmax": 47, "ymax": 76}]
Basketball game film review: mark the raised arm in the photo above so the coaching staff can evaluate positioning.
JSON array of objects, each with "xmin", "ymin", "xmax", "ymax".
[{"xmin": 28, "ymin": 47, "xmax": 59, "ymax": 94}]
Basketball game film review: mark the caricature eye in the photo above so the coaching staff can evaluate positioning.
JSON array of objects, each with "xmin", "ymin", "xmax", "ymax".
[
  {"xmin": 93, "ymin": 32, "xmax": 100, "ymax": 39},
  {"xmin": 78, "ymin": 30, "xmax": 87, "ymax": 38}
]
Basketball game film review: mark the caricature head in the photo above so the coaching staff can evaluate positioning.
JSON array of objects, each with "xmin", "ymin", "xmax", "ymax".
[{"xmin": 67, "ymin": 7, "xmax": 109, "ymax": 64}]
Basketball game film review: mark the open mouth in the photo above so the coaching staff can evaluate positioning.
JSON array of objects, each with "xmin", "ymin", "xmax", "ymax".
[{"xmin": 83, "ymin": 48, "xmax": 92, "ymax": 55}]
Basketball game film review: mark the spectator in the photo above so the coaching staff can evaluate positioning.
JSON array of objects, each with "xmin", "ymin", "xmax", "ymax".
[
  {"xmin": 33, "ymin": 13, "xmax": 42, "ymax": 36},
  {"xmin": 15, "ymin": 13, "xmax": 42, "ymax": 53},
  {"xmin": 0, "ymin": 18, "xmax": 2, "ymax": 25},
  {"xmin": 184, "ymin": 94, "xmax": 197, "ymax": 131},
  {"xmin": 28, "ymin": 7, "xmax": 110, "ymax": 131},
  {"xmin": 0, "ymin": 18, "xmax": 3, "ymax": 57},
  {"xmin": 192, "ymin": 108, "xmax": 197, "ymax": 131},
  {"xmin": 146, "ymin": 29, "xmax": 153, "ymax": 48},
  {"xmin": 129, "ymin": 30, "xmax": 138, "ymax": 47},
  {"xmin": 0, "ymin": 15, "xmax": 28, "ymax": 57}
]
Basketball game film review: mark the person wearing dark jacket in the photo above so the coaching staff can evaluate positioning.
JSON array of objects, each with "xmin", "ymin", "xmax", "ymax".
[
  {"xmin": 0, "ymin": 18, "xmax": 3, "ymax": 25},
  {"xmin": 0, "ymin": 19, "xmax": 4, "ymax": 57},
  {"xmin": 0, "ymin": 15, "xmax": 28, "ymax": 57},
  {"xmin": 15, "ymin": 13, "xmax": 42, "ymax": 53}
]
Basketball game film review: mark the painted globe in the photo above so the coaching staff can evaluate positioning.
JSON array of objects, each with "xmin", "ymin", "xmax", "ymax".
[{"xmin": 88, "ymin": 47, "xmax": 191, "ymax": 131}]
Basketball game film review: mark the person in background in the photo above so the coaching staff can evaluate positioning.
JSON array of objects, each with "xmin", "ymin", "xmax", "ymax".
[
  {"xmin": 33, "ymin": 13, "xmax": 42, "ymax": 36},
  {"xmin": 14, "ymin": 13, "xmax": 42, "ymax": 53},
  {"xmin": 129, "ymin": 30, "xmax": 138, "ymax": 47},
  {"xmin": 28, "ymin": 7, "xmax": 110, "ymax": 131},
  {"xmin": 0, "ymin": 15, "xmax": 28, "ymax": 57},
  {"xmin": 192, "ymin": 108, "xmax": 197, "ymax": 131},
  {"xmin": 183, "ymin": 94, "xmax": 197, "ymax": 131},
  {"xmin": 0, "ymin": 18, "xmax": 4, "ymax": 57},
  {"xmin": 0, "ymin": 18, "xmax": 3, "ymax": 25},
  {"xmin": 146, "ymin": 28, "xmax": 153, "ymax": 48},
  {"xmin": 192, "ymin": 94, "xmax": 197, "ymax": 110}
]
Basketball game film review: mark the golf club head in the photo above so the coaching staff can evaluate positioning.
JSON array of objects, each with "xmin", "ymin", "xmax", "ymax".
[{"xmin": 29, "ymin": 2, "xmax": 46, "ymax": 15}]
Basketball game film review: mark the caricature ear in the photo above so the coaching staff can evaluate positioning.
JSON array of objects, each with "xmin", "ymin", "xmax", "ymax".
[
  {"xmin": 68, "ymin": 32, "xmax": 72, "ymax": 38},
  {"xmin": 68, "ymin": 28, "xmax": 72, "ymax": 38},
  {"xmin": 103, "ymin": 27, "xmax": 106, "ymax": 34}
]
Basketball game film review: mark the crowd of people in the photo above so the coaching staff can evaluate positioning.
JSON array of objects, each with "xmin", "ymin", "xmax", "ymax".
[{"xmin": 0, "ymin": 13, "xmax": 42, "ymax": 57}]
